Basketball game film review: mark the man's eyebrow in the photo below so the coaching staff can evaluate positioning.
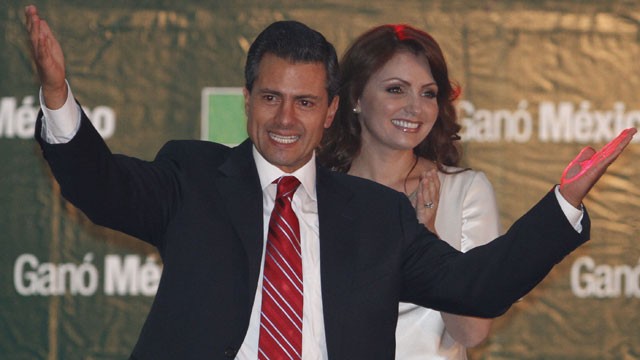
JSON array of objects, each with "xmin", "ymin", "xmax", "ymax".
[
  {"xmin": 294, "ymin": 94, "xmax": 322, "ymax": 101},
  {"xmin": 258, "ymin": 88, "xmax": 323, "ymax": 101},
  {"xmin": 257, "ymin": 88, "xmax": 283, "ymax": 96}
]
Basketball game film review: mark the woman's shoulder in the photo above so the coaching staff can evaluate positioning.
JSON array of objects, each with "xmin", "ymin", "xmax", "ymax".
[
  {"xmin": 439, "ymin": 165, "xmax": 493, "ymax": 191},
  {"xmin": 440, "ymin": 165, "xmax": 482, "ymax": 179}
]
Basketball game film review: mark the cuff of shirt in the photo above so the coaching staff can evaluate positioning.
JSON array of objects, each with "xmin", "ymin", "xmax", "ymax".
[
  {"xmin": 554, "ymin": 185, "xmax": 583, "ymax": 233},
  {"xmin": 39, "ymin": 80, "xmax": 81, "ymax": 144}
]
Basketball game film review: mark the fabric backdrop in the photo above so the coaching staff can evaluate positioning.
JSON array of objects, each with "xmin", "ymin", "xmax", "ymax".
[{"xmin": 2, "ymin": 1, "xmax": 639, "ymax": 358}]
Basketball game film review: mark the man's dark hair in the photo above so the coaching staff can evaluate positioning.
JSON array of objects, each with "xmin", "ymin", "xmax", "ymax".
[{"xmin": 244, "ymin": 20, "xmax": 339, "ymax": 102}]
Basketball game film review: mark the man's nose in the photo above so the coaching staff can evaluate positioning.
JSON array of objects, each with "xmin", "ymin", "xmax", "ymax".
[{"xmin": 276, "ymin": 100, "xmax": 296, "ymax": 125}]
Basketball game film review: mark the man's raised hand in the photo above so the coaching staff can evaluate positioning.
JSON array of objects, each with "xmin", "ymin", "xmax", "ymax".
[
  {"xmin": 560, "ymin": 128, "xmax": 637, "ymax": 208},
  {"xmin": 25, "ymin": 5, "xmax": 67, "ymax": 109}
]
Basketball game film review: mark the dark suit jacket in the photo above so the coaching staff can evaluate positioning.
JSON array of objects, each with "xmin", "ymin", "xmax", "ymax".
[{"xmin": 36, "ymin": 111, "xmax": 590, "ymax": 359}]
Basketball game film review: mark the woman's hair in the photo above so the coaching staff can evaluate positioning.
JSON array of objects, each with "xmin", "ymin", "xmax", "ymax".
[{"xmin": 317, "ymin": 24, "xmax": 463, "ymax": 173}]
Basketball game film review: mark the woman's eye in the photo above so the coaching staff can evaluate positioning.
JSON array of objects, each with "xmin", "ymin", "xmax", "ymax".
[
  {"xmin": 386, "ymin": 86, "xmax": 403, "ymax": 94},
  {"xmin": 423, "ymin": 91, "xmax": 437, "ymax": 98}
]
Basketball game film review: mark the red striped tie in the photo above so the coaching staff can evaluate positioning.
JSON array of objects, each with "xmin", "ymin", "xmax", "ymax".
[{"xmin": 258, "ymin": 176, "xmax": 303, "ymax": 360}]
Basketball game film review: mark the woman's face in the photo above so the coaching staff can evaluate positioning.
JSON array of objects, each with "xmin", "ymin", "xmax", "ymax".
[{"xmin": 357, "ymin": 50, "xmax": 439, "ymax": 152}]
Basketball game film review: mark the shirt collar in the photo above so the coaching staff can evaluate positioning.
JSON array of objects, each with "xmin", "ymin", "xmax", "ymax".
[{"xmin": 252, "ymin": 146, "xmax": 317, "ymax": 201}]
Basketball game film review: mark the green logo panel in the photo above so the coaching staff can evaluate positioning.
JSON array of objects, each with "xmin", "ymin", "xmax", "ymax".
[{"xmin": 201, "ymin": 87, "xmax": 247, "ymax": 145}]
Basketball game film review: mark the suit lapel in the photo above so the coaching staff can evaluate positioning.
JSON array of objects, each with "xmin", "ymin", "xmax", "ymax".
[
  {"xmin": 214, "ymin": 139, "xmax": 264, "ymax": 284},
  {"xmin": 316, "ymin": 167, "xmax": 358, "ymax": 359}
]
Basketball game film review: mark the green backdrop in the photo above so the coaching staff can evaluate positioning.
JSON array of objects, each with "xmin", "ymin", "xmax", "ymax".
[{"xmin": 2, "ymin": 1, "xmax": 640, "ymax": 358}]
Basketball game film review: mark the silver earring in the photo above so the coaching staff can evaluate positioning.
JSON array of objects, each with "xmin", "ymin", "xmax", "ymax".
[{"xmin": 353, "ymin": 107, "xmax": 361, "ymax": 114}]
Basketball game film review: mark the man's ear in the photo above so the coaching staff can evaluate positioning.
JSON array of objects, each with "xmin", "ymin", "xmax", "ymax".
[
  {"xmin": 324, "ymin": 96, "xmax": 339, "ymax": 128},
  {"xmin": 243, "ymin": 87, "xmax": 251, "ymax": 116}
]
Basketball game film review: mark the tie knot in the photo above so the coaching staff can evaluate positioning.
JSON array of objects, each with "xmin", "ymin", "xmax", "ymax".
[{"xmin": 275, "ymin": 176, "xmax": 301, "ymax": 200}]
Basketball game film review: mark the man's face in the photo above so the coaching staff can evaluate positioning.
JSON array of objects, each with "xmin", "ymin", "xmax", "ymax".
[{"xmin": 244, "ymin": 53, "xmax": 338, "ymax": 173}]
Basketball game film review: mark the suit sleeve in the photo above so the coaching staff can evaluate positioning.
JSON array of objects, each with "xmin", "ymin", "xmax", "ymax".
[
  {"xmin": 400, "ymin": 189, "xmax": 590, "ymax": 318},
  {"xmin": 35, "ymin": 106, "xmax": 181, "ymax": 249}
]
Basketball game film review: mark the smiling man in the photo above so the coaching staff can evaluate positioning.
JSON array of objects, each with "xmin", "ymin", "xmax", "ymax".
[
  {"xmin": 244, "ymin": 53, "xmax": 338, "ymax": 173},
  {"xmin": 26, "ymin": 4, "xmax": 635, "ymax": 359}
]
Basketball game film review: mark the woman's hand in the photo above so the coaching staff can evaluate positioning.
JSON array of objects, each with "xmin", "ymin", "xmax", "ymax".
[{"xmin": 415, "ymin": 169, "xmax": 440, "ymax": 235}]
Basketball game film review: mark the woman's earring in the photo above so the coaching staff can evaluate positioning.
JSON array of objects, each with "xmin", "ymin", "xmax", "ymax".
[{"xmin": 352, "ymin": 105, "xmax": 361, "ymax": 114}]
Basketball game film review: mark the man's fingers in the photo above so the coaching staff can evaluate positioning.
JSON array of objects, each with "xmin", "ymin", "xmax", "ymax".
[
  {"xmin": 587, "ymin": 128, "xmax": 637, "ymax": 173},
  {"xmin": 26, "ymin": 7, "xmax": 43, "ymax": 60},
  {"xmin": 562, "ymin": 128, "xmax": 636, "ymax": 184},
  {"xmin": 576, "ymin": 146, "xmax": 596, "ymax": 163},
  {"xmin": 560, "ymin": 128, "xmax": 635, "ymax": 207},
  {"xmin": 37, "ymin": 28, "xmax": 49, "ymax": 63},
  {"xmin": 562, "ymin": 146, "xmax": 595, "ymax": 181},
  {"xmin": 27, "ymin": 13, "xmax": 38, "ymax": 44},
  {"xmin": 25, "ymin": 6, "xmax": 56, "ymax": 64},
  {"xmin": 33, "ymin": 19, "xmax": 56, "ymax": 73},
  {"xmin": 598, "ymin": 128, "xmax": 636, "ymax": 161},
  {"xmin": 25, "ymin": 6, "xmax": 36, "ymax": 31},
  {"xmin": 25, "ymin": 6, "xmax": 41, "ymax": 37},
  {"xmin": 39, "ymin": 18, "xmax": 53, "ymax": 39}
]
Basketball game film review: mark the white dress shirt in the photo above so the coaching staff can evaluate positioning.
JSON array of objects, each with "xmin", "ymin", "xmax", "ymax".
[
  {"xmin": 39, "ymin": 81, "xmax": 80, "ymax": 144},
  {"xmin": 236, "ymin": 148, "xmax": 328, "ymax": 359}
]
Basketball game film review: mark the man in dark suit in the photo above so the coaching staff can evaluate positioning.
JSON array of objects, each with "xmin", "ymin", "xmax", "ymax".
[{"xmin": 26, "ymin": 5, "xmax": 635, "ymax": 359}]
